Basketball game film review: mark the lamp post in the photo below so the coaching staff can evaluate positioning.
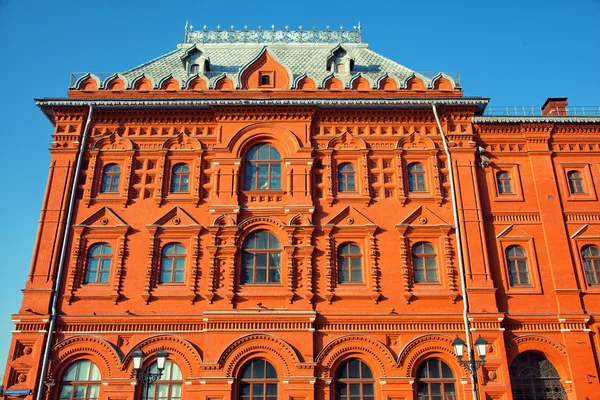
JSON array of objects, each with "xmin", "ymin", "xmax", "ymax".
[
  {"xmin": 132, "ymin": 347, "xmax": 168, "ymax": 400},
  {"xmin": 452, "ymin": 335, "xmax": 488, "ymax": 376}
]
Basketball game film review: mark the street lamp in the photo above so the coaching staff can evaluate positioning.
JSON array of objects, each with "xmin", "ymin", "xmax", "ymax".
[
  {"xmin": 132, "ymin": 347, "xmax": 168, "ymax": 400},
  {"xmin": 452, "ymin": 335, "xmax": 487, "ymax": 375}
]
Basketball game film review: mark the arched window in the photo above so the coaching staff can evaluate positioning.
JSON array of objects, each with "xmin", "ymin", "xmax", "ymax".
[
  {"xmin": 239, "ymin": 359, "xmax": 278, "ymax": 400},
  {"xmin": 85, "ymin": 243, "xmax": 112, "ymax": 284},
  {"xmin": 496, "ymin": 171, "xmax": 513, "ymax": 194},
  {"xmin": 242, "ymin": 231, "xmax": 281, "ymax": 284},
  {"xmin": 416, "ymin": 358, "xmax": 456, "ymax": 400},
  {"xmin": 59, "ymin": 360, "xmax": 101, "ymax": 400},
  {"xmin": 147, "ymin": 360, "xmax": 182, "ymax": 400},
  {"xmin": 190, "ymin": 63, "xmax": 200, "ymax": 74},
  {"xmin": 335, "ymin": 359, "xmax": 374, "ymax": 400},
  {"xmin": 567, "ymin": 170, "xmax": 585, "ymax": 194},
  {"xmin": 506, "ymin": 245, "xmax": 530, "ymax": 286},
  {"xmin": 160, "ymin": 243, "xmax": 186, "ymax": 283},
  {"xmin": 582, "ymin": 245, "xmax": 600, "ymax": 285},
  {"xmin": 338, "ymin": 242, "xmax": 362, "ymax": 283},
  {"xmin": 338, "ymin": 163, "xmax": 356, "ymax": 192},
  {"xmin": 408, "ymin": 163, "xmax": 426, "ymax": 192},
  {"xmin": 170, "ymin": 164, "xmax": 190, "ymax": 193},
  {"xmin": 244, "ymin": 144, "xmax": 282, "ymax": 190},
  {"xmin": 509, "ymin": 352, "xmax": 566, "ymax": 400},
  {"xmin": 412, "ymin": 242, "xmax": 438, "ymax": 283},
  {"xmin": 101, "ymin": 164, "xmax": 120, "ymax": 193}
]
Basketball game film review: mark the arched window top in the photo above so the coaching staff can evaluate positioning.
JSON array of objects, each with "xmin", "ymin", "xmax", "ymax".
[
  {"xmin": 190, "ymin": 64, "xmax": 200, "ymax": 74},
  {"xmin": 496, "ymin": 171, "xmax": 513, "ymax": 194},
  {"xmin": 60, "ymin": 360, "xmax": 101, "ymax": 400},
  {"xmin": 173, "ymin": 164, "xmax": 190, "ymax": 172},
  {"xmin": 497, "ymin": 171, "xmax": 510, "ymax": 179},
  {"xmin": 243, "ymin": 231, "xmax": 281, "ymax": 250},
  {"xmin": 239, "ymin": 359, "xmax": 278, "ymax": 400},
  {"xmin": 246, "ymin": 144, "xmax": 281, "ymax": 161},
  {"xmin": 412, "ymin": 242, "xmax": 436, "ymax": 255},
  {"xmin": 583, "ymin": 244, "xmax": 600, "ymax": 257},
  {"xmin": 339, "ymin": 242, "xmax": 360, "ymax": 254},
  {"xmin": 163, "ymin": 243, "xmax": 186, "ymax": 255},
  {"xmin": 147, "ymin": 360, "xmax": 182, "ymax": 400},
  {"xmin": 85, "ymin": 243, "xmax": 112, "ymax": 284},
  {"xmin": 89, "ymin": 243, "xmax": 112, "ymax": 255},
  {"xmin": 509, "ymin": 352, "xmax": 566, "ymax": 399},
  {"xmin": 416, "ymin": 358, "xmax": 455, "ymax": 400},
  {"xmin": 242, "ymin": 231, "xmax": 281, "ymax": 284},
  {"xmin": 335, "ymin": 359, "xmax": 374, "ymax": 400},
  {"xmin": 104, "ymin": 164, "xmax": 120, "ymax": 173},
  {"xmin": 408, "ymin": 162, "xmax": 424, "ymax": 172},
  {"xmin": 339, "ymin": 163, "xmax": 354, "ymax": 172},
  {"xmin": 567, "ymin": 170, "xmax": 582, "ymax": 179},
  {"xmin": 506, "ymin": 245, "xmax": 526, "ymax": 257},
  {"xmin": 338, "ymin": 163, "xmax": 356, "ymax": 192}
]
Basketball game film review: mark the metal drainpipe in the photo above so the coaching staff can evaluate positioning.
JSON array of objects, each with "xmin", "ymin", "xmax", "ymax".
[
  {"xmin": 432, "ymin": 104, "xmax": 478, "ymax": 400},
  {"xmin": 35, "ymin": 105, "xmax": 94, "ymax": 400}
]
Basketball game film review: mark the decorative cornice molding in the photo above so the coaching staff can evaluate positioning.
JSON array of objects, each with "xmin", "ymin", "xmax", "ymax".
[{"xmin": 474, "ymin": 116, "xmax": 600, "ymax": 123}]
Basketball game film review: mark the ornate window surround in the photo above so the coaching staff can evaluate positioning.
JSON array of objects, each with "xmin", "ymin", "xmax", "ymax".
[
  {"xmin": 67, "ymin": 207, "xmax": 129, "ymax": 304},
  {"xmin": 570, "ymin": 224, "xmax": 600, "ymax": 292},
  {"xmin": 144, "ymin": 207, "xmax": 202, "ymax": 304},
  {"xmin": 84, "ymin": 132, "xmax": 134, "ymax": 207},
  {"xmin": 558, "ymin": 162, "xmax": 597, "ymax": 201},
  {"xmin": 395, "ymin": 206, "xmax": 458, "ymax": 303},
  {"xmin": 491, "ymin": 163, "xmax": 524, "ymax": 202},
  {"xmin": 322, "ymin": 206, "xmax": 380, "ymax": 303},
  {"xmin": 394, "ymin": 132, "xmax": 444, "ymax": 206},
  {"xmin": 496, "ymin": 225, "xmax": 542, "ymax": 294}
]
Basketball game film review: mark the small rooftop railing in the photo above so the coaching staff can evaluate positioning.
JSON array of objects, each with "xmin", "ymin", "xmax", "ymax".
[{"xmin": 483, "ymin": 106, "xmax": 600, "ymax": 117}]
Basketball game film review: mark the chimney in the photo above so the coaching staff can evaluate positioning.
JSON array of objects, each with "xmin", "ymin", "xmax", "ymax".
[{"xmin": 541, "ymin": 97, "xmax": 568, "ymax": 116}]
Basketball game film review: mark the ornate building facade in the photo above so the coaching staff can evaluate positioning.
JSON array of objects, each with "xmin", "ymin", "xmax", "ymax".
[{"xmin": 3, "ymin": 26, "xmax": 600, "ymax": 400}]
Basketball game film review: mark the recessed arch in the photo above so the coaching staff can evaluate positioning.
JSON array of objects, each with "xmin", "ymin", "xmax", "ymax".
[
  {"xmin": 237, "ymin": 216, "xmax": 287, "ymax": 247},
  {"xmin": 226, "ymin": 122, "xmax": 301, "ymax": 158},
  {"xmin": 316, "ymin": 335, "xmax": 396, "ymax": 378},
  {"xmin": 294, "ymin": 75, "xmax": 317, "ymax": 90},
  {"xmin": 289, "ymin": 213, "xmax": 312, "ymax": 226},
  {"xmin": 161, "ymin": 132, "xmax": 201, "ymax": 151},
  {"xmin": 218, "ymin": 333, "xmax": 303, "ymax": 377},
  {"xmin": 102, "ymin": 73, "xmax": 128, "ymax": 90},
  {"xmin": 212, "ymin": 213, "xmax": 237, "ymax": 227},
  {"xmin": 395, "ymin": 132, "xmax": 437, "ymax": 150},
  {"xmin": 324, "ymin": 75, "xmax": 344, "ymax": 90},
  {"xmin": 122, "ymin": 335, "xmax": 202, "ymax": 377},
  {"xmin": 430, "ymin": 73, "xmax": 457, "ymax": 90},
  {"xmin": 49, "ymin": 335, "xmax": 121, "ymax": 379},
  {"xmin": 158, "ymin": 75, "xmax": 181, "ymax": 90},
  {"xmin": 349, "ymin": 74, "xmax": 373, "ymax": 90},
  {"xmin": 505, "ymin": 335, "xmax": 570, "ymax": 381},
  {"xmin": 214, "ymin": 75, "xmax": 234, "ymax": 90},
  {"xmin": 376, "ymin": 74, "xmax": 400, "ymax": 90},
  {"xmin": 397, "ymin": 334, "xmax": 468, "ymax": 377},
  {"xmin": 185, "ymin": 75, "xmax": 208, "ymax": 90},
  {"xmin": 130, "ymin": 74, "xmax": 155, "ymax": 90},
  {"xmin": 402, "ymin": 74, "xmax": 426, "ymax": 91},
  {"xmin": 74, "ymin": 73, "xmax": 101, "ymax": 91},
  {"xmin": 92, "ymin": 132, "xmax": 134, "ymax": 151}
]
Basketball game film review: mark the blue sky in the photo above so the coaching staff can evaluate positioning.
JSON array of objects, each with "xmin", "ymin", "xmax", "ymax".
[{"xmin": 0, "ymin": 0, "xmax": 598, "ymax": 372}]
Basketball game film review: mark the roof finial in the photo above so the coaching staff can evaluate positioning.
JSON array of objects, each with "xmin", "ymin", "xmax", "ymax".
[{"xmin": 358, "ymin": 21, "xmax": 362, "ymax": 31}]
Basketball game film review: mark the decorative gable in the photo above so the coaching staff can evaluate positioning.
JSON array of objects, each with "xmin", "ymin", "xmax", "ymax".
[
  {"xmin": 571, "ymin": 224, "xmax": 600, "ymax": 239},
  {"xmin": 496, "ymin": 224, "xmax": 533, "ymax": 239},
  {"xmin": 395, "ymin": 206, "xmax": 452, "ymax": 235},
  {"xmin": 324, "ymin": 206, "xmax": 376, "ymax": 228},
  {"xmin": 240, "ymin": 49, "xmax": 291, "ymax": 90}
]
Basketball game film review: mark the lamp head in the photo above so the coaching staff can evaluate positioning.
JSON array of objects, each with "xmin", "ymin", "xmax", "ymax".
[
  {"xmin": 452, "ymin": 336, "xmax": 466, "ymax": 361},
  {"xmin": 155, "ymin": 347, "xmax": 168, "ymax": 372},
  {"xmin": 474, "ymin": 335, "xmax": 488, "ymax": 360},
  {"xmin": 132, "ymin": 348, "xmax": 145, "ymax": 371}
]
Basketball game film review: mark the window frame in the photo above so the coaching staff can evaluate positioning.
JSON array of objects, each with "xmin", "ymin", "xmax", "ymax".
[
  {"xmin": 558, "ymin": 162, "xmax": 597, "ymax": 201},
  {"xmin": 160, "ymin": 243, "xmax": 187, "ymax": 285},
  {"xmin": 407, "ymin": 162, "xmax": 427, "ymax": 193},
  {"xmin": 337, "ymin": 163, "xmax": 357, "ymax": 193},
  {"xmin": 241, "ymin": 230, "xmax": 282, "ymax": 285},
  {"xmin": 497, "ymin": 235, "xmax": 542, "ymax": 294},
  {"xmin": 243, "ymin": 144, "xmax": 283, "ymax": 191},
  {"xmin": 84, "ymin": 243, "xmax": 112, "ymax": 284},
  {"xmin": 238, "ymin": 359, "xmax": 278, "ymax": 400},
  {"xmin": 582, "ymin": 245, "xmax": 600, "ymax": 286},
  {"xmin": 334, "ymin": 358, "xmax": 375, "ymax": 400},
  {"xmin": 170, "ymin": 163, "xmax": 191, "ymax": 193},
  {"xmin": 491, "ymin": 164, "xmax": 524, "ymax": 202},
  {"xmin": 100, "ymin": 164, "xmax": 121, "ymax": 193},
  {"xmin": 415, "ymin": 358, "xmax": 457, "ymax": 400},
  {"xmin": 337, "ymin": 242, "xmax": 363, "ymax": 284},
  {"xmin": 412, "ymin": 242, "xmax": 439, "ymax": 284},
  {"xmin": 505, "ymin": 245, "xmax": 532, "ymax": 287},
  {"xmin": 59, "ymin": 360, "xmax": 102, "ymax": 400},
  {"xmin": 496, "ymin": 171, "xmax": 513, "ymax": 194},
  {"xmin": 146, "ymin": 360, "xmax": 183, "ymax": 400}
]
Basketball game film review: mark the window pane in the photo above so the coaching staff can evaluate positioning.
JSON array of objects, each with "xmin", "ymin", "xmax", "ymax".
[
  {"xmin": 413, "ymin": 257, "xmax": 424, "ymax": 268},
  {"xmin": 157, "ymin": 384, "xmax": 168, "ymax": 397},
  {"xmin": 269, "ymin": 268, "xmax": 280, "ymax": 283},
  {"xmin": 88, "ymin": 385, "xmax": 100, "ymax": 399},
  {"xmin": 171, "ymin": 385, "xmax": 182, "ymax": 397},
  {"xmin": 270, "ymin": 146, "xmax": 281, "ymax": 160},
  {"xmin": 255, "ymin": 253, "xmax": 267, "ymax": 267},
  {"xmin": 267, "ymin": 383, "xmax": 277, "ymax": 395},
  {"xmin": 426, "ymin": 257, "xmax": 437, "ymax": 268},
  {"xmin": 414, "ymin": 270, "xmax": 425, "ymax": 282},
  {"xmin": 351, "ymin": 269, "xmax": 362, "ymax": 282},
  {"xmin": 428, "ymin": 359, "xmax": 440, "ymax": 378},
  {"xmin": 99, "ymin": 271, "xmax": 110, "ymax": 283},
  {"xmin": 175, "ymin": 258, "xmax": 185, "ymax": 271},
  {"xmin": 256, "ymin": 232, "xmax": 268, "ymax": 248},
  {"xmin": 445, "ymin": 382, "xmax": 455, "ymax": 394},
  {"xmin": 361, "ymin": 363, "xmax": 373, "ymax": 379},
  {"xmin": 174, "ymin": 270, "xmax": 184, "ymax": 282},
  {"xmin": 243, "ymin": 267, "xmax": 253, "ymax": 284},
  {"xmin": 337, "ymin": 384, "xmax": 347, "ymax": 396},
  {"xmin": 59, "ymin": 385, "xmax": 73, "ymax": 399},
  {"xmin": 271, "ymin": 163, "xmax": 281, "ymax": 177},
  {"xmin": 339, "ymin": 270, "xmax": 350, "ymax": 282},
  {"xmin": 266, "ymin": 363, "xmax": 277, "ymax": 379},
  {"xmin": 258, "ymin": 145, "xmax": 270, "ymax": 159},
  {"xmin": 519, "ymin": 272, "xmax": 530, "ymax": 285},
  {"xmin": 348, "ymin": 359, "xmax": 360, "ymax": 378},
  {"xmin": 426, "ymin": 269, "xmax": 438, "ymax": 282},
  {"xmin": 441, "ymin": 362, "xmax": 453, "ymax": 378},
  {"xmin": 350, "ymin": 384, "xmax": 360, "ymax": 395},
  {"xmin": 431, "ymin": 383, "xmax": 442, "ymax": 395},
  {"xmin": 256, "ymin": 268, "xmax": 267, "ymax": 283},
  {"xmin": 269, "ymin": 253, "xmax": 280, "ymax": 267},
  {"xmin": 363, "ymin": 383, "xmax": 374, "ymax": 395},
  {"xmin": 271, "ymin": 177, "xmax": 281, "ymax": 190},
  {"xmin": 347, "ymin": 175, "xmax": 355, "ymax": 191},
  {"xmin": 76, "ymin": 361, "xmax": 91, "ymax": 380},
  {"xmin": 253, "ymin": 360, "xmax": 265, "ymax": 378},
  {"xmin": 73, "ymin": 385, "xmax": 86, "ymax": 398}
]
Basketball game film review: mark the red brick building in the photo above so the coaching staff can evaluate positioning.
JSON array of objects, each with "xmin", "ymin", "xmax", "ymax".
[{"xmin": 3, "ymin": 26, "xmax": 600, "ymax": 400}]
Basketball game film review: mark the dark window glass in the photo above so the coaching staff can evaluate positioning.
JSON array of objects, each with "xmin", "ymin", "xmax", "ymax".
[
  {"xmin": 408, "ymin": 163, "xmax": 426, "ymax": 192},
  {"xmin": 85, "ymin": 243, "xmax": 112, "ymax": 283},
  {"xmin": 170, "ymin": 164, "xmax": 190, "ymax": 193},
  {"xmin": 338, "ymin": 163, "xmax": 356, "ymax": 192},
  {"xmin": 338, "ymin": 242, "xmax": 362, "ymax": 283},
  {"xmin": 416, "ymin": 359, "xmax": 455, "ymax": 400},
  {"xmin": 509, "ymin": 352, "xmax": 566, "ymax": 400},
  {"xmin": 496, "ymin": 171, "xmax": 513, "ymax": 194},
  {"xmin": 239, "ymin": 359, "xmax": 278, "ymax": 400},
  {"xmin": 160, "ymin": 243, "xmax": 186, "ymax": 284},
  {"xmin": 412, "ymin": 242, "xmax": 438, "ymax": 283},
  {"xmin": 242, "ymin": 231, "xmax": 281, "ymax": 284},
  {"xmin": 506, "ymin": 245, "xmax": 530, "ymax": 286},
  {"xmin": 335, "ymin": 359, "xmax": 374, "ymax": 400},
  {"xmin": 582, "ymin": 245, "xmax": 600, "ymax": 285},
  {"xmin": 59, "ymin": 360, "xmax": 101, "ymax": 400},
  {"xmin": 260, "ymin": 75, "xmax": 270, "ymax": 85},
  {"xmin": 101, "ymin": 164, "xmax": 120, "ymax": 193},
  {"xmin": 244, "ymin": 144, "xmax": 282, "ymax": 190},
  {"xmin": 567, "ymin": 170, "xmax": 585, "ymax": 194},
  {"xmin": 190, "ymin": 64, "xmax": 200, "ymax": 74},
  {"xmin": 147, "ymin": 361, "xmax": 182, "ymax": 400}
]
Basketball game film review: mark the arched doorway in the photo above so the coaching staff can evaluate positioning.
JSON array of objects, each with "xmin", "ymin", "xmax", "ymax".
[{"xmin": 509, "ymin": 352, "xmax": 566, "ymax": 400}]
